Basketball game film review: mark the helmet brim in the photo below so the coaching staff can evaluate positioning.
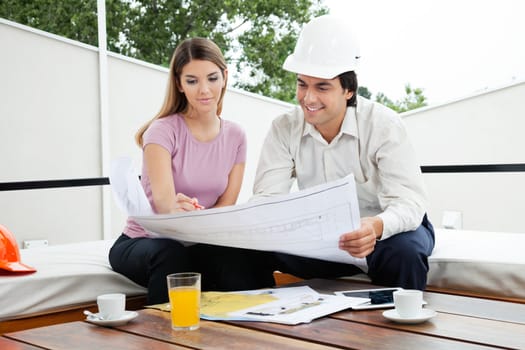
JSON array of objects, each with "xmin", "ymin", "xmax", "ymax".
[
  {"xmin": 283, "ymin": 55, "xmax": 358, "ymax": 80},
  {"xmin": 0, "ymin": 261, "xmax": 36, "ymax": 273}
]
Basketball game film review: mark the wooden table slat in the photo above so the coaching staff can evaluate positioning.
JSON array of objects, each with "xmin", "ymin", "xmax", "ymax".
[
  {"xmin": 331, "ymin": 308, "xmax": 525, "ymax": 349},
  {"xmin": 423, "ymin": 292, "xmax": 525, "ymax": 324},
  {"xmin": 4, "ymin": 321, "xmax": 189, "ymax": 350},
  {"xmin": 228, "ymin": 317, "xmax": 499, "ymax": 350},
  {"xmin": 119, "ymin": 309, "xmax": 338, "ymax": 349},
  {"xmin": 0, "ymin": 337, "xmax": 43, "ymax": 350},
  {"xmin": 295, "ymin": 279, "xmax": 525, "ymax": 323}
]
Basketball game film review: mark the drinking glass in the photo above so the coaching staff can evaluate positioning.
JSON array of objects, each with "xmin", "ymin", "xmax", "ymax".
[{"xmin": 167, "ymin": 272, "xmax": 201, "ymax": 330}]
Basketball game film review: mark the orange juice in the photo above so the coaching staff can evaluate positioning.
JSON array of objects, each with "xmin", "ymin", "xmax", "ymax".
[{"xmin": 169, "ymin": 287, "xmax": 200, "ymax": 329}]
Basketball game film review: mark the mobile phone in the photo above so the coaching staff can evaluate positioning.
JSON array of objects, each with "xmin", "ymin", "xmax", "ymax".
[
  {"xmin": 335, "ymin": 288, "xmax": 402, "ymax": 310},
  {"xmin": 342, "ymin": 289, "xmax": 395, "ymax": 304}
]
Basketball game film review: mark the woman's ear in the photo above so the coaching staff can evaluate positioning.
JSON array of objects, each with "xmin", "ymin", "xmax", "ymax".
[
  {"xmin": 222, "ymin": 68, "xmax": 229, "ymax": 87},
  {"xmin": 175, "ymin": 78, "xmax": 183, "ymax": 93}
]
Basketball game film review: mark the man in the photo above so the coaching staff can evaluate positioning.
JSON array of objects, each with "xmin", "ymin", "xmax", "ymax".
[{"xmin": 253, "ymin": 15, "xmax": 435, "ymax": 290}]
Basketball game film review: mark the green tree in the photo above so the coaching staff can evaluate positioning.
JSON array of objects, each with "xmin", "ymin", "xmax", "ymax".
[
  {"xmin": 374, "ymin": 84, "xmax": 427, "ymax": 112},
  {"xmin": 0, "ymin": 0, "xmax": 129, "ymax": 53},
  {"xmin": 1, "ymin": 1, "xmax": 427, "ymax": 108},
  {"xmin": 232, "ymin": 1, "xmax": 327, "ymax": 102},
  {"xmin": 357, "ymin": 86, "xmax": 372, "ymax": 99},
  {"xmin": 397, "ymin": 84, "xmax": 427, "ymax": 112},
  {"xmin": 374, "ymin": 92, "xmax": 395, "ymax": 109},
  {"xmin": 1, "ymin": 0, "xmax": 326, "ymax": 103}
]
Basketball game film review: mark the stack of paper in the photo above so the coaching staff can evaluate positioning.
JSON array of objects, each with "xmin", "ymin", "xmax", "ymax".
[{"xmin": 200, "ymin": 286, "xmax": 369, "ymax": 325}]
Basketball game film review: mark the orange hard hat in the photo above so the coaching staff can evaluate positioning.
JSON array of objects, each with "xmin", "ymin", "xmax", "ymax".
[{"xmin": 0, "ymin": 224, "xmax": 36, "ymax": 273}]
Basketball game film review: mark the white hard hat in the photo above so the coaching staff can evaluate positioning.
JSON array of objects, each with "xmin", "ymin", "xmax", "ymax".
[{"xmin": 283, "ymin": 15, "xmax": 360, "ymax": 79}]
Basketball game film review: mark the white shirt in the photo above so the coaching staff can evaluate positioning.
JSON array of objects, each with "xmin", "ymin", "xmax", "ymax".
[{"xmin": 253, "ymin": 96, "xmax": 428, "ymax": 240}]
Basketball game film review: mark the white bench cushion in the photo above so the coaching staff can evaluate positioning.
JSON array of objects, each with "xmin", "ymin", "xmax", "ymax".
[
  {"xmin": 427, "ymin": 228, "xmax": 525, "ymax": 299},
  {"xmin": 345, "ymin": 229, "xmax": 525, "ymax": 299},
  {"xmin": 0, "ymin": 240, "xmax": 146, "ymax": 321}
]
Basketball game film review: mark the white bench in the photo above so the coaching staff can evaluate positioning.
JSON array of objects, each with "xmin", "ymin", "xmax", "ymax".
[
  {"xmin": 1, "ymin": 228, "xmax": 524, "ymax": 326},
  {"xmin": 0, "ymin": 239, "xmax": 146, "ymax": 322},
  {"xmin": 427, "ymin": 228, "xmax": 525, "ymax": 300},
  {"xmin": 338, "ymin": 228, "xmax": 525, "ymax": 302}
]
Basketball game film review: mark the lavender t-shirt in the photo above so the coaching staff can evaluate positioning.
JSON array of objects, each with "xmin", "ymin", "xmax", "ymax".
[{"xmin": 124, "ymin": 114, "xmax": 247, "ymax": 238}]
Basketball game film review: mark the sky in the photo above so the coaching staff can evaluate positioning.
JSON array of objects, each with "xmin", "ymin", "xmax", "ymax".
[{"xmin": 323, "ymin": 0, "xmax": 525, "ymax": 105}]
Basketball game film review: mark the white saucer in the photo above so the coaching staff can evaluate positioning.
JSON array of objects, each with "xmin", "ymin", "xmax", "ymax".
[
  {"xmin": 382, "ymin": 308, "xmax": 436, "ymax": 324},
  {"xmin": 85, "ymin": 310, "xmax": 138, "ymax": 327}
]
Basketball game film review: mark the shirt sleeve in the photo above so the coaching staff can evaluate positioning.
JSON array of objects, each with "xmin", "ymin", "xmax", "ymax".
[
  {"xmin": 234, "ymin": 125, "xmax": 247, "ymax": 165},
  {"xmin": 372, "ymin": 115, "xmax": 427, "ymax": 239},
  {"xmin": 252, "ymin": 114, "xmax": 296, "ymax": 200},
  {"xmin": 142, "ymin": 118, "xmax": 175, "ymax": 154}
]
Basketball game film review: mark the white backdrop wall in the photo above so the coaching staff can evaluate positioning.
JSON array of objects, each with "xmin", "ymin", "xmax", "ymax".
[
  {"xmin": 0, "ymin": 19, "xmax": 292, "ymax": 245},
  {"xmin": 1, "ymin": 18, "xmax": 523, "ymax": 247},
  {"xmin": 1, "ymin": 20, "xmax": 104, "ymax": 246},
  {"xmin": 402, "ymin": 82, "xmax": 525, "ymax": 233}
]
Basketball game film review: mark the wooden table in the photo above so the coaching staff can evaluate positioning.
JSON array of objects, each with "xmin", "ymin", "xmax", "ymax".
[{"xmin": 2, "ymin": 279, "xmax": 524, "ymax": 349}]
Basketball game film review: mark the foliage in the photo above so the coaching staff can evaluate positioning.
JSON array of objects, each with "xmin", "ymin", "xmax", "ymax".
[
  {"xmin": 357, "ymin": 86, "xmax": 372, "ymax": 99},
  {"xmin": 232, "ymin": 1, "xmax": 327, "ymax": 102},
  {"xmin": 374, "ymin": 84, "xmax": 427, "ymax": 113},
  {"xmin": 1, "ymin": 1, "xmax": 427, "ymax": 110},
  {"xmin": 0, "ymin": 0, "xmax": 326, "ymax": 103},
  {"xmin": 0, "ymin": 0, "xmax": 129, "ymax": 52}
]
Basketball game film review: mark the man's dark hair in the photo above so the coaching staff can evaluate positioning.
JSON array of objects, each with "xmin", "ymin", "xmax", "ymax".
[{"xmin": 338, "ymin": 71, "xmax": 358, "ymax": 107}]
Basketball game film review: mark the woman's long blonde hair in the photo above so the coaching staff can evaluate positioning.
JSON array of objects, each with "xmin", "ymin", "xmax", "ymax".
[{"xmin": 135, "ymin": 37, "xmax": 228, "ymax": 147}]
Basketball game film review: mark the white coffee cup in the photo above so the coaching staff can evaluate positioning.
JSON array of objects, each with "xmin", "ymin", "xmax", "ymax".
[
  {"xmin": 97, "ymin": 293, "xmax": 126, "ymax": 320},
  {"xmin": 393, "ymin": 289, "xmax": 423, "ymax": 318}
]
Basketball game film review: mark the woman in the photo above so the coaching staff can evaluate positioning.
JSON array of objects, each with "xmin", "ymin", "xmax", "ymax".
[{"xmin": 109, "ymin": 38, "xmax": 272, "ymax": 304}]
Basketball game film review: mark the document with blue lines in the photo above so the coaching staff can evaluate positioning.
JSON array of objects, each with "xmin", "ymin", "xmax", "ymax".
[{"xmin": 132, "ymin": 174, "xmax": 366, "ymax": 270}]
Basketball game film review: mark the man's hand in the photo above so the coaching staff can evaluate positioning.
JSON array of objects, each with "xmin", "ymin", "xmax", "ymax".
[{"xmin": 338, "ymin": 216, "xmax": 384, "ymax": 258}]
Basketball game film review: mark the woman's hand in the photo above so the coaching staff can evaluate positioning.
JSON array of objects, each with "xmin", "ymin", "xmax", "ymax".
[{"xmin": 173, "ymin": 193, "xmax": 204, "ymax": 212}]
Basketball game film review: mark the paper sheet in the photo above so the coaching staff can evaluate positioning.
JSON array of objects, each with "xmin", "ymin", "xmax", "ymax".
[
  {"xmin": 146, "ymin": 286, "xmax": 370, "ymax": 325},
  {"xmin": 202, "ymin": 286, "xmax": 368, "ymax": 325},
  {"xmin": 228, "ymin": 293, "xmax": 365, "ymax": 325},
  {"xmin": 109, "ymin": 156, "xmax": 153, "ymax": 216},
  {"xmin": 110, "ymin": 157, "xmax": 366, "ymax": 269},
  {"xmin": 200, "ymin": 291, "xmax": 277, "ymax": 319},
  {"xmin": 134, "ymin": 175, "xmax": 365, "ymax": 269}
]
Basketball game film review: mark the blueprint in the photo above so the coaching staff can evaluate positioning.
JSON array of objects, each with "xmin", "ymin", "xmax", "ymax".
[{"xmin": 130, "ymin": 174, "xmax": 366, "ymax": 269}]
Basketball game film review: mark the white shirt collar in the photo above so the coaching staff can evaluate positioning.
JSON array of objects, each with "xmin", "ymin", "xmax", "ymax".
[{"xmin": 302, "ymin": 106, "xmax": 358, "ymax": 143}]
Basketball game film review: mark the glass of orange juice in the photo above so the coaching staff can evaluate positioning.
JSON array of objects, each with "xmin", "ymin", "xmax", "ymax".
[{"xmin": 167, "ymin": 272, "xmax": 201, "ymax": 330}]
